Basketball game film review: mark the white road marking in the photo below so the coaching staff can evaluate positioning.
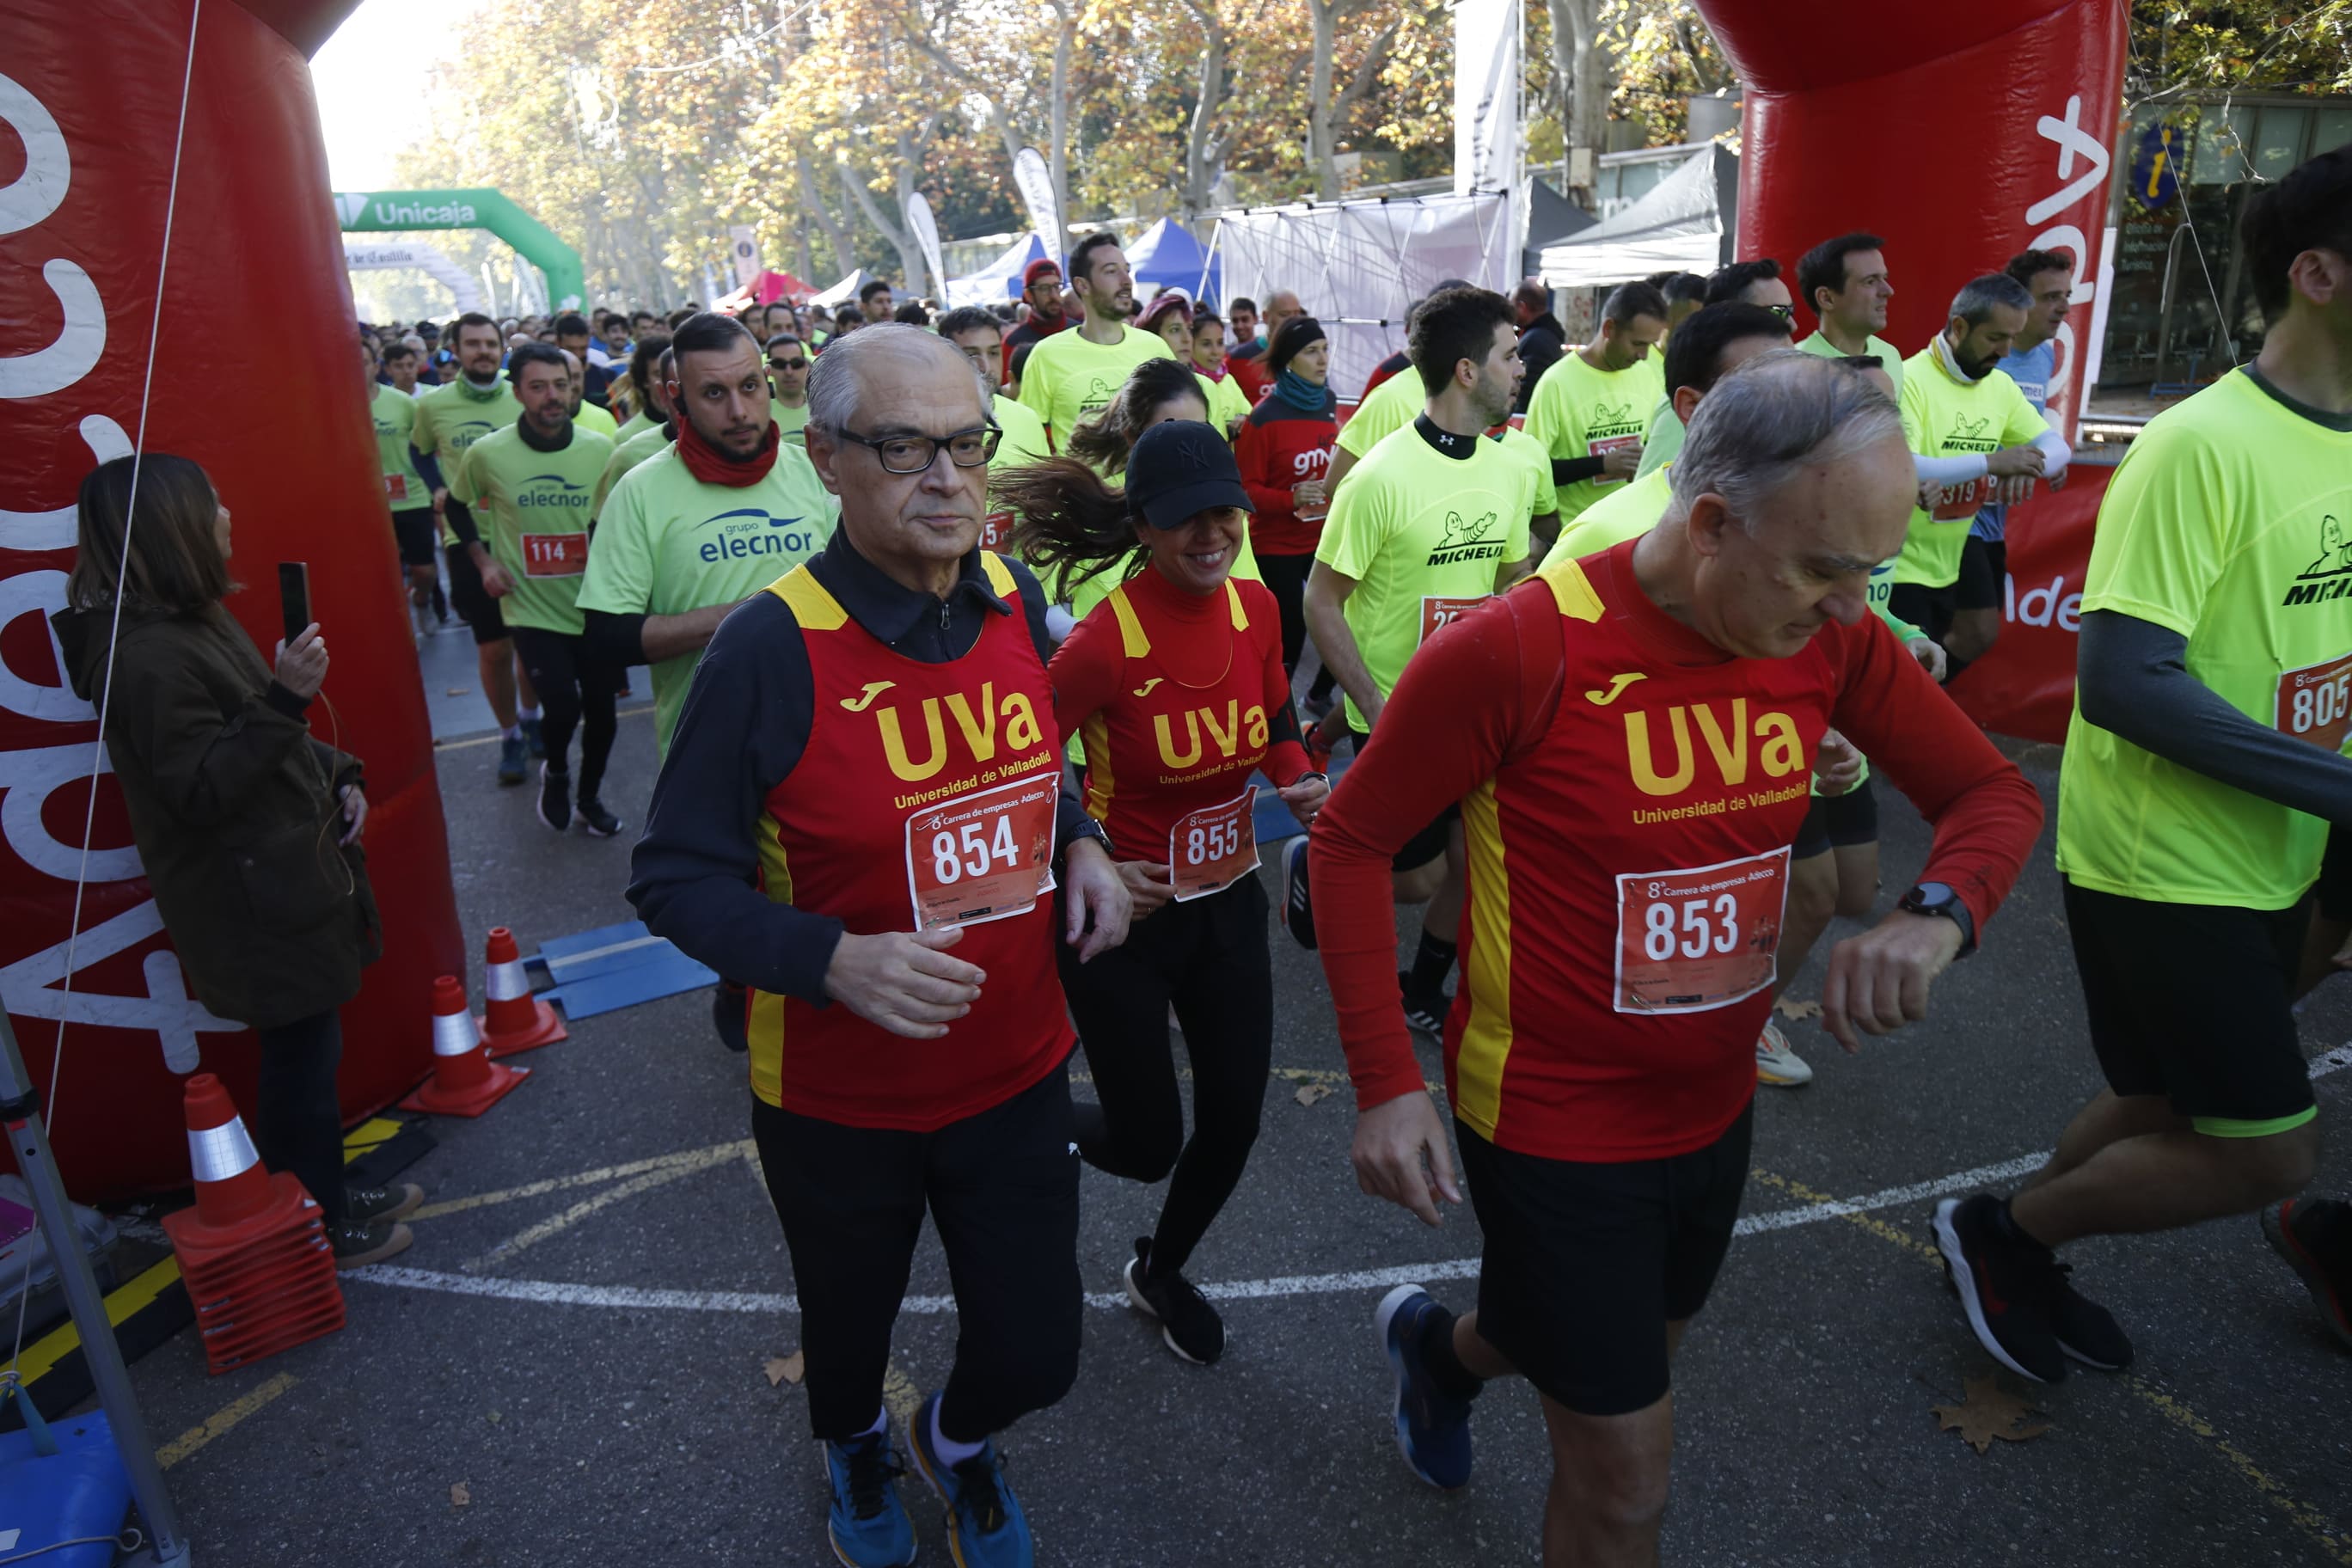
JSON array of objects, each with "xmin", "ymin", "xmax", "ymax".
[{"xmin": 1730, "ymin": 1152, "xmax": 2049, "ymax": 1234}]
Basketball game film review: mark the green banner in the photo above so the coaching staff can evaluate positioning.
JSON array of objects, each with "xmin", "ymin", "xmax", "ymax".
[{"xmin": 335, "ymin": 188, "xmax": 585, "ymax": 312}]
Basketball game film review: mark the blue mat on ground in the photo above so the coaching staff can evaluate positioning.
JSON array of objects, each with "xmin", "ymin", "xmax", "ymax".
[
  {"xmin": 1252, "ymin": 750, "xmax": 1352, "ymax": 843},
  {"xmin": 530, "ymin": 920, "xmax": 716, "ymax": 1020}
]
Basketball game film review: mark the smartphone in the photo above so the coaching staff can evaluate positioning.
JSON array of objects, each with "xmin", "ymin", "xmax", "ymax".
[{"xmin": 278, "ymin": 561, "xmax": 312, "ymax": 648}]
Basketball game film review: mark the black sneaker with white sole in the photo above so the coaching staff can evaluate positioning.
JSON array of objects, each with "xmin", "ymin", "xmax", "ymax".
[
  {"xmin": 1399, "ymin": 971, "xmax": 1448, "ymax": 1038},
  {"xmin": 536, "ymin": 763, "xmax": 572, "ymax": 832},
  {"xmin": 1932, "ymin": 1195, "xmax": 2067, "ymax": 1383},
  {"xmin": 576, "ymin": 796, "xmax": 624, "ymax": 838},
  {"xmin": 1124, "ymin": 1237, "xmax": 1224, "ymax": 1364},
  {"xmin": 346, "ymin": 1183, "xmax": 423, "ymax": 1225},
  {"xmin": 1280, "ymin": 836, "xmax": 1316, "ymax": 951},
  {"xmin": 1939, "ymin": 1247, "xmax": 2133, "ymax": 1371}
]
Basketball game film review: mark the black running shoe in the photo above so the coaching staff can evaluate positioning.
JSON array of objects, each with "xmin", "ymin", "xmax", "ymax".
[
  {"xmin": 1939, "ymin": 1248, "xmax": 2133, "ymax": 1370},
  {"xmin": 575, "ymin": 797, "xmax": 624, "ymax": 838},
  {"xmin": 536, "ymin": 763, "xmax": 572, "ymax": 831},
  {"xmin": 711, "ymin": 981, "xmax": 749, "ymax": 1053},
  {"xmin": 1124, "ymin": 1237, "xmax": 1225, "ymax": 1364},
  {"xmin": 1932, "ymin": 1195, "xmax": 2067, "ymax": 1383},
  {"xmin": 346, "ymin": 1183, "xmax": 423, "ymax": 1225},
  {"xmin": 1399, "ymin": 971, "xmax": 1448, "ymax": 1038},
  {"xmin": 2263, "ymin": 1197, "xmax": 2352, "ymax": 1351},
  {"xmin": 1281, "ymin": 836, "xmax": 1316, "ymax": 951}
]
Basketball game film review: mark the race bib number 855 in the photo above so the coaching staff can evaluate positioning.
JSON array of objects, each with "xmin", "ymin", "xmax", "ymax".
[{"xmin": 1612, "ymin": 848, "xmax": 1789, "ymax": 1014}]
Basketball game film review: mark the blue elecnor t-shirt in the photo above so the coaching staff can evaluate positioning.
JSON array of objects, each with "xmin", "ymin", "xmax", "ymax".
[{"xmin": 1970, "ymin": 337, "xmax": 2056, "ymax": 542}]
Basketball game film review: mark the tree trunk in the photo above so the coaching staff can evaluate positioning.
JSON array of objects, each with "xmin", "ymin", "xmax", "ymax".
[
  {"xmin": 839, "ymin": 158, "xmax": 921, "ymax": 294},
  {"xmin": 799, "ymin": 155, "xmax": 856, "ymax": 278},
  {"xmin": 1179, "ymin": 0, "xmax": 1232, "ymax": 219},
  {"xmin": 1545, "ymin": 0, "xmax": 1607, "ymax": 203},
  {"xmin": 1049, "ymin": 0, "xmax": 1075, "ymax": 234},
  {"xmin": 1304, "ymin": 0, "xmax": 1399, "ymax": 199}
]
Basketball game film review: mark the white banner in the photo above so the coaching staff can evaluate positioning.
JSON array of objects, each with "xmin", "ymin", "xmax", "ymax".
[
  {"xmin": 1214, "ymin": 193, "xmax": 1513, "ymax": 401},
  {"xmin": 1013, "ymin": 147, "xmax": 1063, "ymax": 260},
  {"xmin": 1453, "ymin": 0, "xmax": 1518, "ymax": 197},
  {"xmin": 728, "ymin": 224, "xmax": 760, "ymax": 289},
  {"xmin": 903, "ymin": 192, "xmax": 948, "ymax": 303}
]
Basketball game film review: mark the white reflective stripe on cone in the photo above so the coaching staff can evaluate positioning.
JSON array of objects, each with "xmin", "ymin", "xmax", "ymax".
[
  {"xmin": 485, "ymin": 959, "xmax": 530, "ymax": 1001},
  {"xmin": 433, "ymin": 1009, "xmax": 481, "ymax": 1057},
  {"xmin": 188, "ymin": 1117, "xmax": 260, "ymax": 1183}
]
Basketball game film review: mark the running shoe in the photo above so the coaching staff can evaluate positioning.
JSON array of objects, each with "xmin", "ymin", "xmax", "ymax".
[
  {"xmin": 346, "ymin": 1183, "xmax": 424, "ymax": 1225},
  {"xmin": 575, "ymin": 797, "xmax": 624, "ymax": 838},
  {"xmin": 1755, "ymin": 1020, "xmax": 1812, "ymax": 1087},
  {"xmin": 1932, "ymin": 1195, "xmax": 2067, "ymax": 1383},
  {"xmin": 909, "ymin": 1393, "xmax": 1032, "ymax": 1568},
  {"xmin": 1124, "ymin": 1237, "xmax": 1225, "ymax": 1364},
  {"xmin": 824, "ymin": 1428, "xmax": 917, "ymax": 1567},
  {"xmin": 1399, "ymin": 972, "xmax": 1447, "ymax": 1038},
  {"xmin": 522, "ymin": 714, "xmax": 547, "ymax": 759},
  {"xmin": 1932, "ymin": 1245, "xmax": 2128, "ymax": 1369},
  {"xmin": 329, "ymin": 1218, "xmax": 413, "ymax": 1270},
  {"xmin": 1372, "ymin": 1284, "xmax": 1473, "ymax": 1489},
  {"xmin": 2263, "ymin": 1197, "xmax": 2352, "ymax": 1351},
  {"xmin": 712, "ymin": 981, "xmax": 750, "ymax": 1053},
  {"xmin": 536, "ymin": 763, "xmax": 572, "ymax": 832},
  {"xmin": 1281, "ymin": 836, "xmax": 1316, "ymax": 951},
  {"xmin": 497, "ymin": 734, "xmax": 527, "ymax": 786}
]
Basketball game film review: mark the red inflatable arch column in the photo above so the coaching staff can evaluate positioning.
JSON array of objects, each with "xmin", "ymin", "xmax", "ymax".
[
  {"xmin": 0, "ymin": 0, "xmax": 462, "ymax": 1198},
  {"xmin": 1694, "ymin": 0, "xmax": 2130, "ymax": 742}
]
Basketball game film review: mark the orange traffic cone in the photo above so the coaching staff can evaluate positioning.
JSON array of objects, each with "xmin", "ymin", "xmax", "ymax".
[
  {"xmin": 160, "ymin": 1074, "xmax": 346, "ymax": 1374},
  {"xmin": 401, "ymin": 975, "xmax": 530, "ymax": 1116},
  {"xmin": 475, "ymin": 927, "xmax": 566, "ymax": 1057}
]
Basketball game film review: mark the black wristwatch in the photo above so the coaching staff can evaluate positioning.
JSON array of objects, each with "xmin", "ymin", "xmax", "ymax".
[
  {"xmin": 1056, "ymin": 815, "xmax": 1110, "ymax": 869},
  {"xmin": 1897, "ymin": 881, "xmax": 1976, "ymax": 956}
]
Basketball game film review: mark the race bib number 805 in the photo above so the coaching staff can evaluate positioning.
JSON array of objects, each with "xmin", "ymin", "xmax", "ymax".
[{"xmin": 1612, "ymin": 848, "xmax": 1789, "ymax": 1014}]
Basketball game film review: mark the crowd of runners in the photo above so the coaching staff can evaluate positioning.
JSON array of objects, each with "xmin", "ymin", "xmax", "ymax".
[{"xmin": 328, "ymin": 141, "xmax": 2352, "ymax": 1568}]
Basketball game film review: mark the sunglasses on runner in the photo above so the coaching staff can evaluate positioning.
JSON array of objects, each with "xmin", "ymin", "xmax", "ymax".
[
  {"xmin": 1763, "ymin": 303, "xmax": 1795, "ymax": 322},
  {"xmin": 770, "ymin": 356, "xmax": 808, "ymax": 372}
]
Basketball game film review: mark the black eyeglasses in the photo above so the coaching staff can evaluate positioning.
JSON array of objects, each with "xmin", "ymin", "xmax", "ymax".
[
  {"xmin": 1763, "ymin": 303, "xmax": 1795, "ymax": 322},
  {"xmin": 838, "ymin": 425, "xmax": 1001, "ymax": 474},
  {"xmin": 770, "ymin": 358, "xmax": 808, "ymax": 371}
]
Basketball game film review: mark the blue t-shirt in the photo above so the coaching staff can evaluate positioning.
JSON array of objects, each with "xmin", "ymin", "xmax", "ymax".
[{"xmin": 1970, "ymin": 338, "xmax": 2055, "ymax": 542}]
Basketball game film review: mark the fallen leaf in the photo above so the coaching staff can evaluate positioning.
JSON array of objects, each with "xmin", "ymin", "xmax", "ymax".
[
  {"xmin": 1932, "ymin": 1375, "xmax": 2050, "ymax": 1454},
  {"xmin": 450, "ymin": 1482, "xmax": 471, "ymax": 1507},
  {"xmin": 1773, "ymin": 995, "xmax": 1823, "ymax": 1021},
  {"xmin": 1294, "ymin": 1082, "xmax": 1333, "ymax": 1107},
  {"xmin": 486, "ymin": 1411, "xmax": 502, "ymax": 1424},
  {"xmin": 766, "ymin": 1351, "xmax": 805, "ymax": 1387}
]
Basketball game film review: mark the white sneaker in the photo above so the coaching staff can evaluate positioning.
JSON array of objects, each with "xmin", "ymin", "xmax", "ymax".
[{"xmin": 1755, "ymin": 1020, "xmax": 1813, "ymax": 1087}]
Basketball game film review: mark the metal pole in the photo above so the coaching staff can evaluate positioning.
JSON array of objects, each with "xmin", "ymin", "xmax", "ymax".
[{"xmin": 0, "ymin": 1009, "xmax": 189, "ymax": 1565}]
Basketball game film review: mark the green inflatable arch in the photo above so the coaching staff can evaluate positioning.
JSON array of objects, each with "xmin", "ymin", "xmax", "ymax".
[{"xmin": 334, "ymin": 188, "xmax": 585, "ymax": 312}]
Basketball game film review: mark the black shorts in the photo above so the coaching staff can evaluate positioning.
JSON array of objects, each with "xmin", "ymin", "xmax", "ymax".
[
  {"xmin": 1886, "ymin": 581, "xmax": 1958, "ymax": 646},
  {"xmin": 2061, "ymin": 878, "xmax": 2318, "ymax": 1137},
  {"xmin": 1955, "ymin": 536, "xmax": 2007, "ymax": 612},
  {"xmin": 1792, "ymin": 775, "xmax": 1878, "ymax": 860},
  {"xmin": 2317, "ymin": 826, "xmax": 2352, "ymax": 926},
  {"xmin": 1454, "ymin": 1103, "xmax": 1753, "ymax": 1417},
  {"xmin": 390, "ymin": 507, "xmax": 438, "ymax": 568},
  {"xmin": 443, "ymin": 521, "xmax": 508, "ymax": 646},
  {"xmin": 1350, "ymin": 726, "xmax": 1458, "ymax": 870}
]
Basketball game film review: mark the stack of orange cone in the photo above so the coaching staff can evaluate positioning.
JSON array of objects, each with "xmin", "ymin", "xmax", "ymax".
[
  {"xmin": 401, "ymin": 975, "xmax": 530, "ymax": 1117},
  {"xmin": 159, "ymin": 1074, "xmax": 346, "ymax": 1375},
  {"xmin": 475, "ymin": 927, "xmax": 567, "ymax": 1057}
]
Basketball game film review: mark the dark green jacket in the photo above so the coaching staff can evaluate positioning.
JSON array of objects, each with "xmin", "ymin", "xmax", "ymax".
[{"xmin": 52, "ymin": 602, "xmax": 382, "ymax": 1031}]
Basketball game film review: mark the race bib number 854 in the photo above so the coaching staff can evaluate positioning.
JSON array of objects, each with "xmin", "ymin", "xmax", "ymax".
[{"xmin": 905, "ymin": 773, "xmax": 1059, "ymax": 931}]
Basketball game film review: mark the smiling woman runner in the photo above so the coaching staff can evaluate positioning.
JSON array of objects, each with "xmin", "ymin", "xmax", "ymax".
[{"xmin": 1000, "ymin": 420, "xmax": 1330, "ymax": 1365}]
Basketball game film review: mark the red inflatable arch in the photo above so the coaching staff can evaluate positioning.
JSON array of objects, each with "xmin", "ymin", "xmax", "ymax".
[
  {"xmin": 1696, "ymin": 0, "xmax": 2129, "ymax": 741},
  {"xmin": 0, "ymin": 0, "xmax": 462, "ymax": 1198}
]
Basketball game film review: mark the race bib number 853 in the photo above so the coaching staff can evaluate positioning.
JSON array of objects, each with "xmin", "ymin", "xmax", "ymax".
[{"xmin": 1612, "ymin": 848, "xmax": 1789, "ymax": 1014}]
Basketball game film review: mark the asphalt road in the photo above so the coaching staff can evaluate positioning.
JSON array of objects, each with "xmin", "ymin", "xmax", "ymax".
[{"xmin": 119, "ymin": 651, "xmax": 2352, "ymax": 1568}]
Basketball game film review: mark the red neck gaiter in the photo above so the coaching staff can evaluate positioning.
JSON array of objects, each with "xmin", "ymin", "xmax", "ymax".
[{"xmin": 677, "ymin": 413, "xmax": 780, "ymax": 487}]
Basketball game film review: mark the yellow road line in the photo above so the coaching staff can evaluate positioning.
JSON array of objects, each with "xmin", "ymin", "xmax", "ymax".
[
  {"xmin": 462, "ymin": 1145, "xmax": 747, "ymax": 1271},
  {"xmin": 1749, "ymin": 1166, "xmax": 2352, "ymax": 1566},
  {"xmin": 412, "ymin": 1140, "xmax": 753, "ymax": 1222},
  {"xmin": 157, "ymin": 1372, "xmax": 297, "ymax": 1469}
]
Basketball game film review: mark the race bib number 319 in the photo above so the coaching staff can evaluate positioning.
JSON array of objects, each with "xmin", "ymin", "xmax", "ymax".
[
  {"xmin": 905, "ymin": 773, "xmax": 1059, "ymax": 931},
  {"xmin": 1613, "ymin": 848, "xmax": 1789, "ymax": 1014}
]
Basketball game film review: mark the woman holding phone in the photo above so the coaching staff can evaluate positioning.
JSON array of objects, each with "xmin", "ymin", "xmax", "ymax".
[{"xmin": 52, "ymin": 455, "xmax": 420, "ymax": 1267}]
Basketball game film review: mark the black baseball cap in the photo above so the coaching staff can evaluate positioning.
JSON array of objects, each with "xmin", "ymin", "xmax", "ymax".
[{"xmin": 1127, "ymin": 421, "xmax": 1253, "ymax": 530}]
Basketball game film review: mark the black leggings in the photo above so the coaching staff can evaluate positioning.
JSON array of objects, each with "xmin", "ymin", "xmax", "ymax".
[
  {"xmin": 1058, "ymin": 873, "xmax": 1273, "ymax": 1277},
  {"xmin": 253, "ymin": 1009, "xmax": 347, "ymax": 1227},
  {"xmin": 1256, "ymin": 552, "xmax": 1314, "ymax": 673},
  {"xmin": 509, "ymin": 625, "xmax": 618, "ymax": 800}
]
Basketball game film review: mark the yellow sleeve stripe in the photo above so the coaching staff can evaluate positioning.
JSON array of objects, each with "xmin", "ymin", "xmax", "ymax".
[
  {"xmin": 767, "ymin": 563, "xmax": 847, "ymax": 630},
  {"xmin": 980, "ymin": 549, "xmax": 1017, "ymax": 597},
  {"xmin": 1225, "ymin": 579, "xmax": 1248, "ymax": 630},
  {"xmin": 1537, "ymin": 558, "xmax": 1605, "ymax": 623},
  {"xmin": 1106, "ymin": 583, "xmax": 1154, "ymax": 658}
]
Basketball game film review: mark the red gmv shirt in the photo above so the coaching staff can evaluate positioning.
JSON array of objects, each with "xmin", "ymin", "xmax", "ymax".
[
  {"xmin": 1050, "ymin": 567, "xmax": 1311, "ymax": 865},
  {"xmin": 1309, "ymin": 539, "xmax": 2044, "ymax": 1161},
  {"xmin": 1234, "ymin": 398, "xmax": 1337, "ymax": 557}
]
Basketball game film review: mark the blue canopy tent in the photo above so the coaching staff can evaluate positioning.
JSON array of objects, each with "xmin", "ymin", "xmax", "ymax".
[
  {"xmin": 1125, "ymin": 217, "xmax": 1220, "ymax": 306},
  {"xmin": 944, "ymin": 231, "xmax": 1050, "ymax": 307}
]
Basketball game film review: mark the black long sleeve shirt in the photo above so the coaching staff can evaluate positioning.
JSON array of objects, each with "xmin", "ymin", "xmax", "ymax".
[{"xmin": 627, "ymin": 528, "xmax": 1095, "ymax": 1001}]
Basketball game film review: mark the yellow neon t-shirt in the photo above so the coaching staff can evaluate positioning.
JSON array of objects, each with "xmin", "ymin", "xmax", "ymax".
[{"xmin": 1522, "ymin": 351, "xmax": 1665, "ymax": 525}]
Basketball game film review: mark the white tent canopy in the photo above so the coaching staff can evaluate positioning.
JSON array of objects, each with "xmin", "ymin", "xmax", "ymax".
[
  {"xmin": 945, "ymin": 234, "xmax": 1050, "ymax": 309},
  {"xmin": 344, "ymin": 239, "xmax": 485, "ymax": 313},
  {"xmin": 807, "ymin": 267, "xmax": 868, "ymax": 309},
  {"xmin": 1211, "ymin": 193, "xmax": 1515, "ymax": 401},
  {"xmin": 1537, "ymin": 145, "xmax": 1736, "ymax": 290}
]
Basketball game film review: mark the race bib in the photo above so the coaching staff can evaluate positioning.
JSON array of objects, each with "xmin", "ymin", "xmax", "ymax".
[
  {"xmin": 521, "ymin": 532, "xmax": 588, "ymax": 577},
  {"xmin": 1929, "ymin": 475, "xmax": 1994, "ymax": 521},
  {"xmin": 978, "ymin": 511, "xmax": 1014, "ymax": 552},
  {"xmin": 384, "ymin": 473, "xmax": 410, "ymax": 503},
  {"xmin": 905, "ymin": 772, "xmax": 1059, "ymax": 931},
  {"xmin": 2275, "ymin": 652, "xmax": 2352, "ymax": 754},
  {"xmin": 1295, "ymin": 499, "xmax": 1330, "ymax": 525},
  {"xmin": 1420, "ymin": 595, "xmax": 1486, "ymax": 646},
  {"xmin": 1588, "ymin": 433, "xmax": 1640, "ymax": 486},
  {"xmin": 1613, "ymin": 848, "xmax": 1790, "ymax": 1014},
  {"xmin": 1168, "ymin": 785, "xmax": 1258, "ymax": 903}
]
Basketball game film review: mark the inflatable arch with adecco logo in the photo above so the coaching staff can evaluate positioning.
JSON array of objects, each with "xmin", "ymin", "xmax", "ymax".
[
  {"xmin": 336, "ymin": 188, "xmax": 587, "ymax": 315},
  {"xmin": 0, "ymin": 1, "xmax": 465, "ymax": 1198},
  {"xmin": 1695, "ymin": 0, "xmax": 2128, "ymax": 743}
]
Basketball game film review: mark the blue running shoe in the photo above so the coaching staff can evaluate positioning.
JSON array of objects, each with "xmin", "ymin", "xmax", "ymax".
[
  {"xmin": 496, "ymin": 734, "xmax": 527, "ymax": 787},
  {"xmin": 521, "ymin": 714, "xmax": 547, "ymax": 759},
  {"xmin": 823, "ymin": 1429, "xmax": 916, "ymax": 1567},
  {"xmin": 1374, "ymin": 1283, "xmax": 1474, "ymax": 1489},
  {"xmin": 909, "ymin": 1392, "xmax": 1032, "ymax": 1568}
]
